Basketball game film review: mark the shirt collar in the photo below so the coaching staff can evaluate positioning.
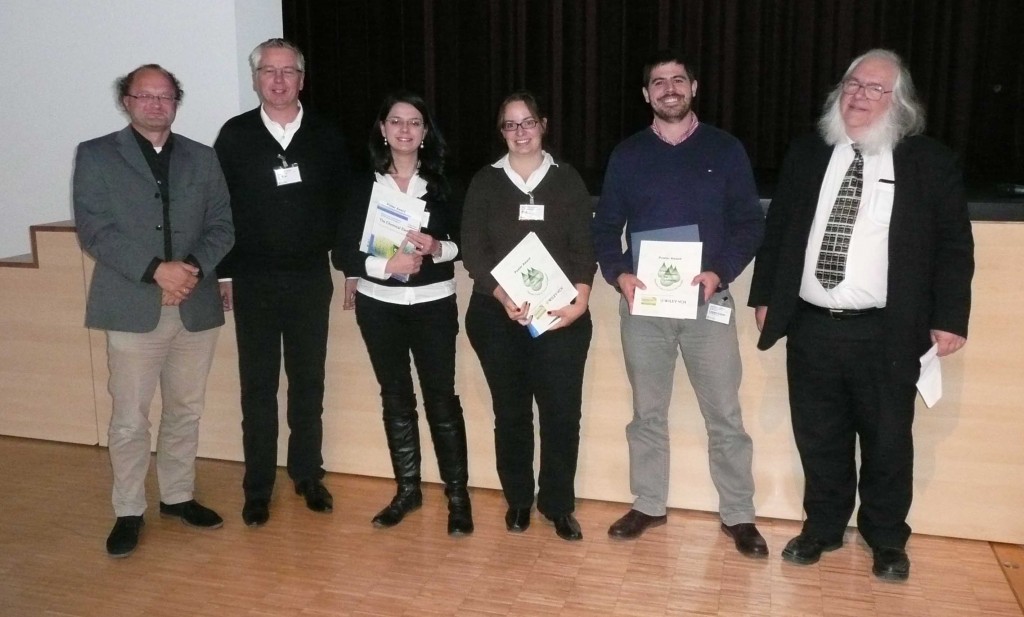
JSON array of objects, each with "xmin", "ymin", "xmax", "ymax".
[
  {"xmin": 260, "ymin": 103, "xmax": 304, "ymax": 147},
  {"xmin": 651, "ymin": 112, "xmax": 699, "ymax": 146},
  {"xmin": 375, "ymin": 170, "xmax": 429, "ymax": 198},
  {"xmin": 491, "ymin": 151, "xmax": 558, "ymax": 196}
]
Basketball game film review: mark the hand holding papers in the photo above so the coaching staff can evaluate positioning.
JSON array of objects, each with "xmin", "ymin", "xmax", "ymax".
[
  {"xmin": 631, "ymin": 240, "xmax": 703, "ymax": 319},
  {"xmin": 490, "ymin": 232, "xmax": 578, "ymax": 337},
  {"xmin": 360, "ymin": 183, "xmax": 427, "ymax": 282}
]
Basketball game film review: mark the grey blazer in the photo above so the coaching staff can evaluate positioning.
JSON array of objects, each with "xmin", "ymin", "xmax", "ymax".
[{"xmin": 73, "ymin": 126, "xmax": 234, "ymax": 333}]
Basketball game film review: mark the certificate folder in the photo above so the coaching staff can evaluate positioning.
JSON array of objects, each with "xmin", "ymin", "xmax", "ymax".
[{"xmin": 490, "ymin": 232, "xmax": 578, "ymax": 337}]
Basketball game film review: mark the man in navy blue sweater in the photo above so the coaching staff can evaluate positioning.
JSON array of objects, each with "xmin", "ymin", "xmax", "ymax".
[{"xmin": 592, "ymin": 50, "xmax": 767, "ymax": 557}]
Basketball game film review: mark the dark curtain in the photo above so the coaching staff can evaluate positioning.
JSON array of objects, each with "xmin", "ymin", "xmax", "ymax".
[{"xmin": 283, "ymin": 0, "xmax": 1023, "ymax": 191}]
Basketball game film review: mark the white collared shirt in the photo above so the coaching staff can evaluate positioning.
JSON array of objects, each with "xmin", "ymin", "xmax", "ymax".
[
  {"xmin": 491, "ymin": 151, "xmax": 558, "ymax": 199},
  {"xmin": 355, "ymin": 172, "xmax": 457, "ymax": 305},
  {"xmin": 800, "ymin": 140, "xmax": 895, "ymax": 309},
  {"xmin": 260, "ymin": 103, "xmax": 304, "ymax": 149}
]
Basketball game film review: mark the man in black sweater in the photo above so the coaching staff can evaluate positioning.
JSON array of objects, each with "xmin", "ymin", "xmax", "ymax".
[{"xmin": 214, "ymin": 38, "xmax": 350, "ymax": 527}]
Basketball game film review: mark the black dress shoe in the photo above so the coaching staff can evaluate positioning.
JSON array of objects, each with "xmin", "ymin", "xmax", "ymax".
[
  {"xmin": 872, "ymin": 546, "xmax": 910, "ymax": 581},
  {"xmin": 106, "ymin": 515, "xmax": 144, "ymax": 558},
  {"xmin": 159, "ymin": 499, "xmax": 224, "ymax": 529},
  {"xmin": 242, "ymin": 498, "xmax": 270, "ymax": 527},
  {"xmin": 781, "ymin": 533, "xmax": 843, "ymax": 565},
  {"xmin": 721, "ymin": 522, "xmax": 768, "ymax": 557},
  {"xmin": 372, "ymin": 483, "xmax": 422, "ymax": 528},
  {"xmin": 607, "ymin": 509, "xmax": 667, "ymax": 539},
  {"xmin": 295, "ymin": 479, "xmax": 333, "ymax": 513},
  {"xmin": 505, "ymin": 507, "xmax": 531, "ymax": 532},
  {"xmin": 546, "ymin": 514, "xmax": 583, "ymax": 541}
]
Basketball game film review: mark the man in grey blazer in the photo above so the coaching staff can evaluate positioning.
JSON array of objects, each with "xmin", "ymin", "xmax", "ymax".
[
  {"xmin": 749, "ymin": 49, "xmax": 974, "ymax": 581},
  {"xmin": 73, "ymin": 64, "xmax": 234, "ymax": 558}
]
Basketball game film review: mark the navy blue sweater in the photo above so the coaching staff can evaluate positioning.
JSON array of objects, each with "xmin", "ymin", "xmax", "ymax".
[{"xmin": 592, "ymin": 124, "xmax": 764, "ymax": 288}]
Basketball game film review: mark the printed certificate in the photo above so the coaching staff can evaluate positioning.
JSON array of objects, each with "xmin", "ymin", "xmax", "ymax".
[
  {"xmin": 632, "ymin": 240, "xmax": 702, "ymax": 319},
  {"xmin": 490, "ymin": 232, "xmax": 578, "ymax": 337}
]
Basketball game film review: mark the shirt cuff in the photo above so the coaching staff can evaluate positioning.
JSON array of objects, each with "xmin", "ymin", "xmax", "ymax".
[
  {"xmin": 435, "ymin": 240, "xmax": 458, "ymax": 263},
  {"xmin": 142, "ymin": 257, "xmax": 163, "ymax": 284},
  {"xmin": 364, "ymin": 255, "xmax": 391, "ymax": 280}
]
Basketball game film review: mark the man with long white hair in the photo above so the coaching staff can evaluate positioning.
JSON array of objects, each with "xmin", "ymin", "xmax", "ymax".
[{"xmin": 748, "ymin": 49, "xmax": 974, "ymax": 581}]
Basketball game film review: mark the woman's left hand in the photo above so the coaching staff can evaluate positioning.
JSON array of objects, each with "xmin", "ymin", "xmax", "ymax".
[
  {"xmin": 406, "ymin": 230, "xmax": 441, "ymax": 258},
  {"xmin": 546, "ymin": 284, "xmax": 591, "ymax": 331}
]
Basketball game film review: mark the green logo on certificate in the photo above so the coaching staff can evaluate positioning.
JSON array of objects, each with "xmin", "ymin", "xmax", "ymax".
[
  {"xmin": 521, "ymin": 267, "xmax": 548, "ymax": 295},
  {"xmin": 655, "ymin": 263, "xmax": 683, "ymax": 290}
]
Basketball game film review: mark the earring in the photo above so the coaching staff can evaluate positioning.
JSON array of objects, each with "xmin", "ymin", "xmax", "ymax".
[
  {"xmin": 419, "ymin": 141, "xmax": 424, "ymax": 149},
  {"xmin": 383, "ymin": 137, "xmax": 388, "ymax": 146}
]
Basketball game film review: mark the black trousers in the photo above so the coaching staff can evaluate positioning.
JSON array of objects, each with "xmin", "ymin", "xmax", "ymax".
[
  {"xmin": 234, "ymin": 270, "xmax": 333, "ymax": 500},
  {"xmin": 465, "ymin": 292, "xmax": 592, "ymax": 517},
  {"xmin": 355, "ymin": 293, "xmax": 458, "ymax": 406},
  {"xmin": 786, "ymin": 305, "xmax": 916, "ymax": 549}
]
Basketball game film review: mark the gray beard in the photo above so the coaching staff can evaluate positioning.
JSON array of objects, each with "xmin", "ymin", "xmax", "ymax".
[{"xmin": 821, "ymin": 104, "xmax": 899, "ymax": 154}]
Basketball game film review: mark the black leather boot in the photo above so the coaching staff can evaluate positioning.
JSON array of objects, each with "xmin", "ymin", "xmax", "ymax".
[
  {"xmin": 426, "ymin": 396, "xmax": 474, "ymax": 536},
  {"xmin": 372, "ymin": 395, "xmax": 422, "ymax": 528}
]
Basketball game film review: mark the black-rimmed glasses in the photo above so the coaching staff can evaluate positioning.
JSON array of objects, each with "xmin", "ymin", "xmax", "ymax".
[{"xmin": 501, "ymin": 118, "xmax": 539, "ymax": 132}]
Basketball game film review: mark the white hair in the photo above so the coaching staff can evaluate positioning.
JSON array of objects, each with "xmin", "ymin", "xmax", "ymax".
[{"xmin": 818, "ymin": 49, "xmax": 926, "ymax": 153}]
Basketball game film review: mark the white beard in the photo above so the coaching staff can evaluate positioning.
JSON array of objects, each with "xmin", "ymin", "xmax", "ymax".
[{"xmin": 820, "ymin": 103, "xmax": 899, "ymax": 154}]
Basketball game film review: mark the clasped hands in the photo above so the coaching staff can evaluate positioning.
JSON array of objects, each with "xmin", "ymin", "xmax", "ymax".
[
  {"xmin": 156, "ymin": 261, "xmax": 200, "ymax": 306},
  {"xmin": 384, "ymin": 230, "xmax": 440, "ymax": 277}
]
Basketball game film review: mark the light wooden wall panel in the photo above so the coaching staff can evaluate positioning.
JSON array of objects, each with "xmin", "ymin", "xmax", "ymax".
[
  {"xmin": 2, "ymin": 222, "xmax": 1022, "ymax": 543},
  {"xmin": 0, "ymin": 226, "xmax": 97, "ymax": 444}
]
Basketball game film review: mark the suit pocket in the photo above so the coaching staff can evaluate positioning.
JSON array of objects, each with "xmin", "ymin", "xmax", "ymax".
[{"xmin": 866, "ymin": 182, "xmax": 894, "ymax": 226}]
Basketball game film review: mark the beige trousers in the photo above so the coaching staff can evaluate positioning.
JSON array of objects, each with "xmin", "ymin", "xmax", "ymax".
[{"xmin": 106, "ymin": 306, "xmax": 220, "ymax": 517}]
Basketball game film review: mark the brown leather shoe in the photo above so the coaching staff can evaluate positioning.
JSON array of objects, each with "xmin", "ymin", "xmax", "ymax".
[
  {"xmin": 721, "ymin": 522, "xmax": 768, "ymax": 557},
  {"xmin": 607, "ymin": 509, "xmax": 667, "ymax": 539}
]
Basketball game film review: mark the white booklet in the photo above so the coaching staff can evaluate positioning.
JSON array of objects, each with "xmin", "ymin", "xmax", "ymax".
[
  {"xmin": 917, "ymin": 343, "xmax": 942, "ymax": 408},
  {"xmin": 632, "ymin": 240, "xmax": 702, "ymax": 319},
  {"xmin": 359, "ymin": 183, "xmax": 427, "ymax": 282},
  {"xmin": 490, "ymin": 231, "xmax": 578, "ymax": 337}
]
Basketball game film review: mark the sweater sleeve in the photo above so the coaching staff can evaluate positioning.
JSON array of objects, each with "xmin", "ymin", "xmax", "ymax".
[
  {"xmin": 709, "ymin": 140, "xmax": 765, "ymax": 285},
  {"xmin": 460, "ymin": 169, "xmax": 499, "ymax": 292},
  {"xmin": 591, "ymin": 149, "xmax": 631, "ymax": 286},
  {"xmin": 560, "ymin": 165, "xmax": 597, "ymax": 287}
]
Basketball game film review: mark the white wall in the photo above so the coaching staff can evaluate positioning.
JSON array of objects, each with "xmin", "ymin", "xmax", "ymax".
[{"xmin": 0, "ymin": 0, "xmax": 282, "ymax": 257}]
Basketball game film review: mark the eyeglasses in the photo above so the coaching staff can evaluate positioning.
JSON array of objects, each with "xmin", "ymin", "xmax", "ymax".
[
  {"xmin": 841, "ymin": 79, "xmax": 893, "ymax": 101},
  {"xmin": 256, "ymin": 67, "xmax": 303, "ymax": 80},
  {"xmin": 386, "ymin": 117, "xmax": 424, "ymax": 129},
  {"xmin": 500, "ymin": 118, "xmax": 539, "ymax": 132},
  {"xmin": 126, "ymin": 93, "xmax": 177, "ymax": 105}
]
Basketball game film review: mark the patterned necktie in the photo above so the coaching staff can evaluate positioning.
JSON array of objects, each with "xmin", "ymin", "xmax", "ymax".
[{"xmin": 815, "ymin": 143, "xmax": 863, "ymax": 289}]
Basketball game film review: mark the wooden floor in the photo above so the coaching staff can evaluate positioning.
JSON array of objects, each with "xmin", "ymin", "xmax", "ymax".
[{"xmin": 1, "ymin": 437, "xmax": 1020, "ymax": 617}]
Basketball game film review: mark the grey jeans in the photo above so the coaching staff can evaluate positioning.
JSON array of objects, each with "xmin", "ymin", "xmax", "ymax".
[{"xmin": 619, "ymin": 290, "xmax": 756, "ymax": 525}]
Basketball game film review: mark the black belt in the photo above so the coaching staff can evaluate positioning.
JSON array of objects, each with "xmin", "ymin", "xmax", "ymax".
[{"xmin": 800, "ymin": 300, "xmax": 882, "ymax": 320}]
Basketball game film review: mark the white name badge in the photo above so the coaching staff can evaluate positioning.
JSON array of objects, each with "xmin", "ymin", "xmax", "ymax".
[
  {"xmin": 274, "ymin": 165, "xmax": 302, "ymax": 186},
  {"xmin": 519, "ymin": 204, "xmax": 545, "ymax": 221},
  {"xmin": 705, "ymin": 302, "xmax": 732, "ymax": 324}
]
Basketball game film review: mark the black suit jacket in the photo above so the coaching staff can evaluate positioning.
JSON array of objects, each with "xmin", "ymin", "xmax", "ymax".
[{"xmin": 748, "ymin": 133, "xmax": 974, "ymax": 382}]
